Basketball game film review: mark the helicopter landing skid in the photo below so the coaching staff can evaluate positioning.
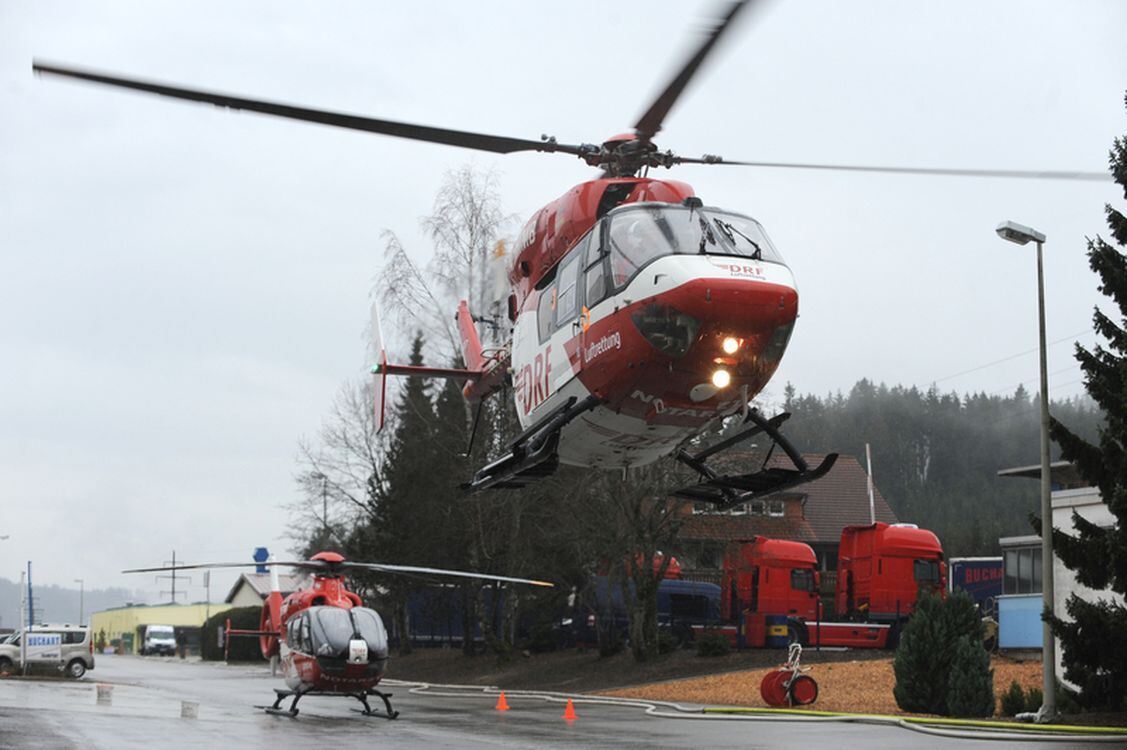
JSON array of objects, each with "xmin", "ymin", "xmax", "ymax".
[
  {"xmin": 463, "ymin": 394, "xmax": 600, "ymax": 492},
  {"xmin": 673, "ymin": 409, "xmax": 837, "ymax": 511},
  {"xmin": 260, "ymin": 687, "xmax": 399, "ymax": 720}
]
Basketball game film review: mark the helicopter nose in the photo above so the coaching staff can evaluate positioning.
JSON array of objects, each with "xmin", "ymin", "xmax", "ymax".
[
  {"xmin": 673, "ymin": 276, "xmax": 798, "ymax": 336},
  {"xmin": 639, "ymin": 276, "xmax": 799, "ymax": 378}
]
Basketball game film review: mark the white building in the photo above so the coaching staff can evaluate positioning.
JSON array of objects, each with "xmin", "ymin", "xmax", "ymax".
[{"xmin": 998, "ymin": 461, "xmax": 1125, "ymax": 686}]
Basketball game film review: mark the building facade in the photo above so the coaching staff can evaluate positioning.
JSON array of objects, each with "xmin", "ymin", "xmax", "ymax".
[
  {"xmin": 89, "ymin": 602, "xmax": 229, "ymax": 655},
  {"xmin": 997, "ymin": 461, "xmax": 1125, "ymax": 683},
  {"xmin": 674, "ymin": 453, "xmax": 901, "ymax": 599}
]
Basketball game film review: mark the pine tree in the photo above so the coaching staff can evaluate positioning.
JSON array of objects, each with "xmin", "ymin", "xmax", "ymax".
[
  {"xmin": 1045, "ymin": 94, "xmax": 1127, "ymax": 711},
  {"xmin": 894, "ymin": 590, "xmax": 985, "ymax": 715},
  {"xmin": 946, "ymin": 635, "xmax": 995, "ymax": 718},
  {"xmin": 352, "ymin": 332, "xmax": 436, "ymax": 655}
]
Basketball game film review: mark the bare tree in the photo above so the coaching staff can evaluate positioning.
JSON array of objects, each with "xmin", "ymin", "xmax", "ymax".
[{"xmin": 380, "ymin": 164, "xmax": 515, "ymax": 359}]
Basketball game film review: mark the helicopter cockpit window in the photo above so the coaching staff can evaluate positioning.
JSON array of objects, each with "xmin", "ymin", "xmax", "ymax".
[
  {"xmin": 307, "ymin": 606, "xmax": 389, "ymax": 658},
  {"xmin": 584, "ymin": 224, "xmax": 609, "ymax": 306},
  {"xmin": 554, "ymin": 251, "xmax": 581, "ymax": 327},
  {"xmin": 537, "ymin": 286, "xmax": 555, "ymax": 343},
  {"xmin": 299, "ymin": 614, "xmax": 311, "ymax": 653},
  {"xmin": 606, "ymin": 205, "xmax": 784, "ymax": 289}
]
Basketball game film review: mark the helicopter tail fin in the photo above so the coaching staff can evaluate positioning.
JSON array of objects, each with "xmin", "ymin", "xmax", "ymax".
[
  {"xmin": 367, "ymin": 300, "xmax": 508, "ymax": 412},
  {"xmin": 369, "ymin": 302, "xmax": 390, "ymax": 433},
  {"xmin": 260, "ymin": 562, "xmax": 283, "ymax": 660},
  {"xmin": 456, "ymin": 300, "xmax": 486, "ymax": 373}
]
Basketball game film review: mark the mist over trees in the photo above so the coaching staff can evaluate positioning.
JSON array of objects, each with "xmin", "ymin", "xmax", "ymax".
[{"xmin": 780, "ymin": 380, "xmax": 1102, "ymax": 557}]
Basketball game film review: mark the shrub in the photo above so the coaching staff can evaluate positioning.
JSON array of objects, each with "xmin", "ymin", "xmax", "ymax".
[
  {"xmin": 1055, "ymin": 681, "xmax": 1082, "ymax": 715},
  {"xmin": 893, "ymin": 591, "xmax": 987, "ymax": 715},
  {"xmin": 1001, "ymin": 680, "xmax": 1026, "ymax": 716},
  {"xmin": 696, "ymin": 631, "xmax": 730, "ymax": 657},
  {"xmin": 945, "ymin": 635, "xmax": 995, "ymax": 718}
]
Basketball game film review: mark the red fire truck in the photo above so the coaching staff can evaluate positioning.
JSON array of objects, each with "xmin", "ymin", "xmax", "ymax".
[{"xmin": 700, "ymin": 523, "xmax": 946, "ymax": 649}]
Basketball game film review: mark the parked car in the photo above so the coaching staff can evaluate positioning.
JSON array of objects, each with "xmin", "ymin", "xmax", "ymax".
[{"xmin": 0, "ymin": 624, "xmax": 95, "ymax": 678}]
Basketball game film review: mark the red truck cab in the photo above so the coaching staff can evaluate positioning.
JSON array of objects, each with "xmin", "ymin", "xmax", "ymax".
[
  {"xmin": 835, "ymin": 522, "xmax": 946, "ymax": 622},
  {"xmin": 721, "ymin": 536, "xmax": 819, "ymax": 622}
]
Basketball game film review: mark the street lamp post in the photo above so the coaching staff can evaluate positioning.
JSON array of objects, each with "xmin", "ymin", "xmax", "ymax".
[
  {"xmin": 996, "ymin": 219, "xmax": 1056, "ymax": 722},
  {"xmin": 74, "ymin": 578, "xmax": 84, "ymax": 625}
]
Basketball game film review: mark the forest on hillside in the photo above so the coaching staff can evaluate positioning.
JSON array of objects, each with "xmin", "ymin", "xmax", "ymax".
[{"xmin": 778, "ymin": 380, "xmax": 1103, "ymax": 558}]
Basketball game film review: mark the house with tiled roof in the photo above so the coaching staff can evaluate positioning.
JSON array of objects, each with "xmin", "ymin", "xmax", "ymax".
[
  {"xmin": 224, "ymin": 572, "xmax": 311, "ymax": 608},
  {"xmin": 674, "ymin": 452, "xmax": 898, "ymax": 577}
]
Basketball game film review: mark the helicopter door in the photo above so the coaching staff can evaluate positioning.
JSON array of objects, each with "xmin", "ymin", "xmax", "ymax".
[{"xmin": 551, "ymin": 241, "xmax": 584, "ymax": 392}]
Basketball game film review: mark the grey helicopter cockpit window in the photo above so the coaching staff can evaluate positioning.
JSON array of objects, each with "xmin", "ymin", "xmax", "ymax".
[
  {"xmin": 606, "ymin": 205, "xmax": 784, "ymax": 289},
  {"xmin": 307, "ymin": 606, "xmax": 389, "ymax": 658}
]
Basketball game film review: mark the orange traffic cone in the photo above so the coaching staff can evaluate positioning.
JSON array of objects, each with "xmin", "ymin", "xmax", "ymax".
[
  {"xmin": 495, "ymin": 692, "xmax": 510, "ymax": 711},
  {"xmin": 562, "ymin": 698, "xmax": 578, "ymax": 721}
]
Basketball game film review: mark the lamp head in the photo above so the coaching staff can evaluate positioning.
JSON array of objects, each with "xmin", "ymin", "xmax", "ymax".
[{"xmin": 996, "ymin": 220, "xmax": 1046, "ymax": 245}]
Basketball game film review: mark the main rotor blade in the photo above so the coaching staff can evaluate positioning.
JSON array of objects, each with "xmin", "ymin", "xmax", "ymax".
[
  {"xmin": 633, "ymin": 0, "xmax": 751, "ymax": 142},
  {"xmin": 674, "ymin": 155, "xmax": 1110, "ymax": 182},
  {"xmin": 122, "ymin": 561, "xmax": 315, "ymax": 574},
  {"xmin": 344, "ymin": 561, "xmax": 553, "ymax": 587},
  {"xmin": 33, "ymin": 61, "xmax": 585, "ymax": 157}
]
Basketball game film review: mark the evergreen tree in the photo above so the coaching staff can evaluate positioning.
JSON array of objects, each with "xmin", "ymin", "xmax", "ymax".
[
  {"xmin": 1045, "ymin": 98, "xmax": 1127, "ymax": 711},
  {"xmin": 946, "ymin": 635, "xmax": 995, "ymax": 718},
  {"xmin": 351, "ymin": 332, "xmax": 436, "ymax": 655},
  {"xmin": 893, "ymin": 590, "xmax": 985, "ymax": 715}
]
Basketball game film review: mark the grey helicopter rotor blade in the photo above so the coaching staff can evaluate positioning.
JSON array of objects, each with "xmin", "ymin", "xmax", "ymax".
[
  {"xmin": 671, "ymin": 155, "xmax": 1109, "ymax": 182},
  {"xmin": 343, "ymin": 561, "xmax": 553, "ymax": 588},
  {"xmin": 122, "ymin": 560, "xmax": 321, "ymax": 574},
  {"xmin": 632, "ymin": 0, "xmax": 752, "ymax": 143},
  {"xmin": 33, "ymin": 60, "xmax": 587, "ymax": 157}
]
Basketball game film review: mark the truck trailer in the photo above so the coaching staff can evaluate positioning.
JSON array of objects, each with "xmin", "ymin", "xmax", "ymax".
[{"xmin": 948, "ymin": 557, "xmax": 1003, "ymax": 616}]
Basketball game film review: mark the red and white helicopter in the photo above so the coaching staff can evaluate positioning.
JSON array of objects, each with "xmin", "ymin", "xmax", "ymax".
[
  {"xmin": 125, "ymin": 551, "xmax": 551, "ymax": 718},
  {"xmin": 34, "ymin": 1, "xmax": 1104, "ymax": 508}
]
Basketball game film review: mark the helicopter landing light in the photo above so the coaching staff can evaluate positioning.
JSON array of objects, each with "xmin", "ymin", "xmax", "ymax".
[
  {"xmin": 722, "ymin": 336, "xmax": 740, "ymax": 354},
  {"xmin": 711, "ymin": 369, "xmax": 731, "ymax": 388}
]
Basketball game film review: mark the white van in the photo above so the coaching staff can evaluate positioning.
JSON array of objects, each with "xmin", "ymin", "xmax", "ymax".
[
  {"xmin": 0, "ymin": 625, "xmax": 95, "ymax": 678},
  {"xmin": 140, "ymin": 624, "xmax": 177, "ymax": 656}
]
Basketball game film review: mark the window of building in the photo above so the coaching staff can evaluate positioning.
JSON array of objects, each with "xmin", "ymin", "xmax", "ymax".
[
  {"xmin": 1003, "ymin": 546, "xmax": 1042, "ymax": 594},
  {"xmin": 767, "ymin": 499, "xmax": 785, "ymax": 517},
  {"xmin": 750, "ymin": 500, "xmax": 766, "ymax": 515}
]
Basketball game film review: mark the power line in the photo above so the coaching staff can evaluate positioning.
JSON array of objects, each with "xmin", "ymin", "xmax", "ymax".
[{"xmin": 928, "ymin": 328, "xmax": 1093, "ymax": 386}]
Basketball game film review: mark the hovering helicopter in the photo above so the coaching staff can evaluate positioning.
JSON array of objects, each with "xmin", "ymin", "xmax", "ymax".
[
  {"xmin": 125, "ymin": 551, "xmax": 551, "ymax": 718},
  {"xmin": 33, "ymin": 1, "xmax": 1105, "ymax": 509}
]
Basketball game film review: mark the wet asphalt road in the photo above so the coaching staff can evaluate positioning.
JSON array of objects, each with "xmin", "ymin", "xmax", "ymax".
[{"xmin": 0, "ymin": 656, "xmax": 1107, "ymax": 749}]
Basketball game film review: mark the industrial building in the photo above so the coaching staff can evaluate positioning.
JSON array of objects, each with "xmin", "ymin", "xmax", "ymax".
[{"xmin": 89, "ymin": 602, "xmax": 230, "ymax": 655}]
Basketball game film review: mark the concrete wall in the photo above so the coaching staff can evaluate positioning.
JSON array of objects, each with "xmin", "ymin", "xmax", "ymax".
[{"xmin": 1051, "ymin": 487, "xmax": 1125, "ymax": 686}]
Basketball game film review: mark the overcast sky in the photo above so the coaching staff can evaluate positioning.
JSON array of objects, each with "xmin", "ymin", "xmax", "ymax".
[{"xmin": 2, "ymin": 1, "xmax": 1125, "ymax": 602}]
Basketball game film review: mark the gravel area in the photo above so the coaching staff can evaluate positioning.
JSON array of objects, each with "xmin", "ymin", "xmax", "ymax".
[{"xmin": 599, "ymin": 654, "xmax": 1042, "ymax": 716}]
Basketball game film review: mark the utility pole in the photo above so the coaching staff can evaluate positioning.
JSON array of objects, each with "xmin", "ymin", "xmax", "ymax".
[
  {"xmin": 74, "ymin": 579, "xmax": 85, "ymax": 625},
  {"xmin": 19, "ymin": 569, "xmax": 27, "ymax": 675},
  {"xmin": 27, "ymin": 561, "xmax": 34, "ymax": 629},
  {"xmin": 865, "ymin": 443, "xmax": 876, "ymax": 524},
  {"xmin": 157, "ymin": 550, "xmax": 191, "ymax": 604}
]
